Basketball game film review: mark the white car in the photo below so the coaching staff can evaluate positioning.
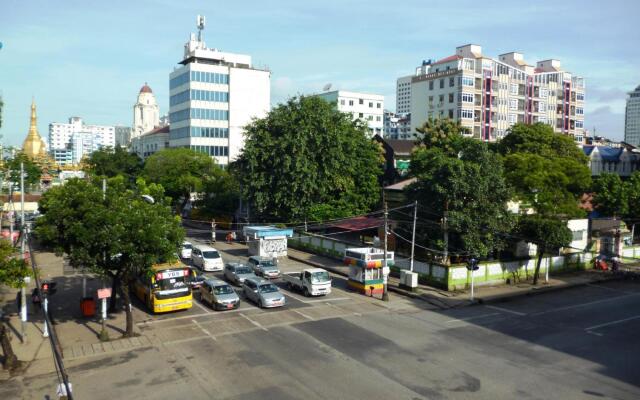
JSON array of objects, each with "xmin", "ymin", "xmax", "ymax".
[
  {"xmin": 192, "ymin": 245, "xmax": 224, "ymax": 271},
  {"xmin": 180, "ymin": 241, "xmax": 193, "ymax": 259}
]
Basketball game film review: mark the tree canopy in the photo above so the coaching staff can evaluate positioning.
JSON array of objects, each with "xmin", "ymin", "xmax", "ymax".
[
  {"xmin": 407, "ymin": 134, "xmax": 513, "ymax": 260},
  {"xmin": 143, "ymin": 148, "xmax": 223, "ymax": 212},
  {"xmin": 2, "ymin": 151, "xmax": 43, "ymax": 188},
  {"xmin": 235, "ymin": 96, "xmax": 383, "ymax": 222},
  {"xmin": 86, "ymin": 146, "xmax": 143, "ymax": 183},
  {"xmin": 415, "ymin": 118, "xmax": 469, "ymax": 155},
  {"xmin": 35, "ymin": 177, "xmax": 184, "ymax": 336},
  {"xmin": 591, "ymin": 173, "xmax": 628, "ymax": 217}
]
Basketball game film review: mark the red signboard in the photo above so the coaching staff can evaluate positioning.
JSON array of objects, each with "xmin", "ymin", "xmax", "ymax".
[{"xmin": 97, "ymin": 288, "xmax": 112, "ymax": 299}]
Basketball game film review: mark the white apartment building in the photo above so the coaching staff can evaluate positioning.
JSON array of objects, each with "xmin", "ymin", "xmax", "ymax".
[
  {"xmin": 314, "ymin": 90, "xmax": 384, "ymax": 136},
  {"xmin": 48, "ymin": 117, "xmax": 115, "ymax": 165},
  {"xmin": 624, "ymin": 85, "xmax": 640, "ymax": 146},
  {"xmin": 168, "ymin": 17, "xmax": 270, "ymax": 166},
  {"xmin": 396, "ymin": 75, "xmax": 412, "ymax": 114},
  {"xmin": 402, "ymin": 44, "xmax": 586, "ymax": 143},
  {"xmin": 383, "ymin": 111, "xmax": 411, "ymax": 140}
]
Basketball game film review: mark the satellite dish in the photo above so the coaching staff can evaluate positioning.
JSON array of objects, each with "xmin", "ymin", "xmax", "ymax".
[{"xmin": 323, "ymin": 83, "xmax": 332, "ymax": 92}]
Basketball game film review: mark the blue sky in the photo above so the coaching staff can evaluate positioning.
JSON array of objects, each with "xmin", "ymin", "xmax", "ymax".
[{"xmin": 1, "ymin": 0, "xmax": 638, "ymax": 146}]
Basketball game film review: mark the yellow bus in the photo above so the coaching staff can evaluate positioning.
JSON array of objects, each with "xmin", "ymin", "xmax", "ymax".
[{"xmin": 134, "ymin": 262, "xmax": 193, "ymax": 313}]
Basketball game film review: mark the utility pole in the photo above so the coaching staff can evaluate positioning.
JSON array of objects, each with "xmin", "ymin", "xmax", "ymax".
[
  {"xmin": 382, "ymin": 199, "xmax": 390, "ymax": 302},
  {"xmin": 410, "ymin": 201, "xmax": 417, "ymax": 273},
  {"xmin": 99, "ymin": 178, "xmax": 109, "ymax": 341},
  {"xmin": 443, "ymin": 201, "xmax": 449, "ymax": 265},
  {"xmin": 20, "ymin": 162, "xmax": 27, "ymax": 343}
]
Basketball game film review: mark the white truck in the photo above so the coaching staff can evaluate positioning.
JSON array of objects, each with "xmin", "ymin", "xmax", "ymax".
[{"xmin": 282, "ymin": 268, "xmax": 332, "ymax": 297}]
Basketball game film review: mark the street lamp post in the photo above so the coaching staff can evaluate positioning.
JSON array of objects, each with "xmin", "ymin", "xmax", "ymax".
[{"xmin": 382, "ymin": 200, "xmax": 390, "ymax": 302}]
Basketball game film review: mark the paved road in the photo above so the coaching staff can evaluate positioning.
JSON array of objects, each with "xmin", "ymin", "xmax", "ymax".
[{"xmin": 5, "ymin": 235, "xmax": 640, "ymax": 399}]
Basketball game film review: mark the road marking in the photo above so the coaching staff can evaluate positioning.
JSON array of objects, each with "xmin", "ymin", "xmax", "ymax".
[
  {"xmin": 192, "ymin": 298, "xmax": 213, "ymax": 313},
  {"xmin": 293, "ymin": 309, "xmax": 314, "ymax": 320},
  {"xmin": 586, "ymin": 330, "xmax": 603, "ymax": 337},
  {"xmin": 192, "ymin": 319, "xmax": 217, "ymax": 341},
  {"xmin": 586, "ymin": 283, "xmax": 634, "ymax": 294},
  {"xmin": 446, "ymin": 313, "xmax": 500, "ymax": 324},
  {"xmin": 485, "ymin": 305, "xmax": 527, "ymax": 316},
  {"xmin": 532, "ymin": 293, "xmax": 640, "ymax": 316},
  {"xmin": 240, "ymin": 312, "xmax": 268, "ymax": 331},
  {"xmin": 137, "ymin": 312, "xmax": 212, "ymax": 325},
  {"xmin": 585, "ymin": 315, "xmax": 640, "ymax": 332},
  {"xmin": 163, "ymin": 335, "xmax": 210, "ymax": 345}
]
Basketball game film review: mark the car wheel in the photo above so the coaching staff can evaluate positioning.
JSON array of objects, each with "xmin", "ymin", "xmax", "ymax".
[
  {"xmin": 258, "ymin": 300, "xmax": 263, "ymax": 308},
  {"xmin": 287, "ymin": 282, "xmax": 293, "ymax": 290},
  {"xmin": 303, "ymin": 287, "xmax": 310, "ymax": 297}
]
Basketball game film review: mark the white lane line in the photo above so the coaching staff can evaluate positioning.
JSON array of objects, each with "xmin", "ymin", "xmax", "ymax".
[
  {"xmin": 293, "ymin": 309, "xmax": 314, "ymax": 321},
  {"xmin": 239, "ymin": 312, "xmax": 268, "ymax": 331},
  {"xmin": 163, "ymin": 335, "xmax": 209, "ymax": 345},
  {"xmin": 137, "ymin": 312, "xmax": 211, "ymax": 325},
  {"xmin": 446, "ymin": 313, "xmax": 500, "ymax": 324},
  {"xmin": 485, "ymin": 305, "xmax": 527, "ymax": 316},
  {"xmin": 586, "ymin": 283, "xmax": 634, "ymax": 294},
  {"xmin": 586, "ymin": 331, "xmax": 603, "ymax": 337},
  {"xmin": 585, "ymin": 315, "xmax": 640, "ymax": 332},
  {"xmin": 192, "ymin": 298, "xmax": 213, "ymax": 313},
  {"xmin": 532, "ymin": 293, "xmax": 640, "ymax": 316},
  {"xmin": 192, "ymin": 319, "xmax": 217, "ymax": 341}
]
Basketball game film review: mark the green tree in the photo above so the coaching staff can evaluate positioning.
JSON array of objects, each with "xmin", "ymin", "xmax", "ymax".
[
  {"xmin": 143, "ymin": 148, "xmax": 221, "ymax": 213},
  {"xmin": 0, "ymin": 240, "xmax": 32, "ymax": 370},
  {"xmin": 2, "ymin": 152, "xmax": 42, "ymax": 189},
  {"xmin": 517, "ymin": 215, "xmax": 572, "ymax": 284},
  {"xmin": 625, "ymin": 172, "xmax": 640, "ymax": 221},
  {"xmin": 199, "ymin": 167, "xmax": 240, "ymax": 216},
  {"xmin": 236, "ymin": 96, "xmax": 382, "ymax": 222},
  {"xmin": 591, "ymin": 173, "xmax": 628, "ymax": 217},
  {"xmin": 415, "ymin": 117, "xmax": 469, "ymax": 155},
  {"xmin": 86, "ymin": 146, "xmax": 143, "ymax": 184},
  {"xmin": 35, "ymin": 177, "xmax": 184, "ymax": 336},
  {"xmin": 499, "ymin": 123, "xmax": 591, "ymax": 217},
  {"xmin": 407, "ymin": 138, "xmax": 513, "ymax": 260}
]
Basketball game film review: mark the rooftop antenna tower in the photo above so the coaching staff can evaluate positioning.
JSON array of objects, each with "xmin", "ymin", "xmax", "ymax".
[{"xmin": 196, "ymin": 15, "xmax": 206, "ymax": 42}]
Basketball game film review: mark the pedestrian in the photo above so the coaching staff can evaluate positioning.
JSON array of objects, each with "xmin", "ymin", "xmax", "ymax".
[
  {"xmin": 15, "ymin": 291, "xmax": 22, "ymax": 316},
  {"xmin": 211, "ymin": 219, "xmax": 216, "ymax": 243},
  {"xmin": 226, "ymin": 232, "xmax": 233, "ymax": 244},
  {"xmin": 31, "ymin": 288, "xmax": 42, "ymax": 310}
]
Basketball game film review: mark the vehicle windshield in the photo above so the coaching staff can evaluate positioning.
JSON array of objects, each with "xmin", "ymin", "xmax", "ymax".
[
  {"xmin": 311, "ymin": 271, "xmax": 331, "ymax": 283},
  {"xmin": 236, "ymin": 266, "xmax": 253, "ymax": 274},
  {"xmin": 203, "ymin": 251, "xmax": 220, "ymax": 259},
  {"xmin": 259, "ymin": 260, "xmax": 275, "ymax": 268},
  {"xmin": 259, "ymin": 284, "xmax": 279, "ymax": 293},
  {"xmin": 157, "ymin": 278, "xmax": 188, "ymax": 291},
  {"xmin": 213, "ymin": 285, "xmax": 234, "ymax": 295},
  {"xmin": 183, "ymin": 243, "xmax": 193, "ymax": 249}
]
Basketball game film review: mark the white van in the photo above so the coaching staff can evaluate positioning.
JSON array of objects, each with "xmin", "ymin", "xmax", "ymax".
[{"xmin": 192, "ymin": 245, "xmax": 224, "ymax": 271}]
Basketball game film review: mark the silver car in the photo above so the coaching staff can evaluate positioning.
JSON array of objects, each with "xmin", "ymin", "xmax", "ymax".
[
  {"xmin": 200, "ymin": 279, "xmax": 240, "ymax": 311},
  {"xmin": 247, "ymin": 256, "xmax": 280, "ymax": 279},
  {"xmin": 223, "ymin": 263, "xmax": 256, "ymax": 285},
  {"xmin": 242, "ymin": 277, "xmax": 286, "ymax": 308}
]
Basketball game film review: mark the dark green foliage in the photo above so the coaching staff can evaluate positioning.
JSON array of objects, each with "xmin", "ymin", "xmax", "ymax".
[
  {"xmin": 3, "ymin": 152, "xmax": 42, "ymax": 188},
  {"xmin": 235, "ymin": 96, "xmax": 383, "ymax": 222},
  {"xmin": 86, "ymin": 146, "xmax": 143, "ymax": 183},
  {"xmin": 591, "ymin": 173, "xmax": 628, "ymax": 217},
  {"xmin": 415, "ymin": 118, "xmax": 469, "ymax": 155}
]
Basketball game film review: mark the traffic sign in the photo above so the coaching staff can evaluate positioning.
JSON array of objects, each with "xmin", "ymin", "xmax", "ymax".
[
  {"xmin": 97, "ymin": 288, "xmax": 112, "ymax": 299},
  {"xmin": 467, "ymin": 258, "xmax": 479, "ymax": 271}
]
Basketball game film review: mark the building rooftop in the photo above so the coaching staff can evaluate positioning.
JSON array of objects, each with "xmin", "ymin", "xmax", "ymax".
[
  {"xmin": 139, "ymin": 83, "xmax": 153, "ymax": 94},
  {"xmin": 432, "ymin": 55, "xmax": 462, "ymax": 66}
]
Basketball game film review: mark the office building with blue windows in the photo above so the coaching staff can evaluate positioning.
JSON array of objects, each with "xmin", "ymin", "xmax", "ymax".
[{"xmin": 169, "ymin": 17, "xmax": 270, "ymax": 165}]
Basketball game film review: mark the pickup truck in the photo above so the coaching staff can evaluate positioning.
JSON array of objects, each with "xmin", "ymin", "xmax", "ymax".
[{"xmin": 282, "ymin": 268, "xmax": 332, "ymax": 297}]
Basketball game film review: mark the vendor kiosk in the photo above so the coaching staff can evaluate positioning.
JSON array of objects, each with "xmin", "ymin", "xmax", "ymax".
[
  {"xmin": 344, "ymin": 247, "xmax": 394, "ymax": 295},
  {"xmin": 243, "ymin": 226, "xmax": 294, "ymax": 258}
]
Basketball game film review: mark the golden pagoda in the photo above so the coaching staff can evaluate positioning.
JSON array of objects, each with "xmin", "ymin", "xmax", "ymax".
[{"xmin": 22, "ymin": 99, "xmax": 48, "ymax": 159}]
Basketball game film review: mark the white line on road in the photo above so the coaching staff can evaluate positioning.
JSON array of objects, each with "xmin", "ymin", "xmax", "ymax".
[
  {"xmin": 446, "ymin": 313, "xmax": 500, "ymax": 324},
  {"xmin": 293, "ymin": 309, "xmax": 314, "ymax": 320},
  {"xmin": 531, "ymin": 293, "xmax": 640, "ymax": 316},
  {"xmin": 240, "ymin": 312, "xmax": 268, "ymax": 331},
  {"xmin": 137, "ymin": 312, "xmax": 212, "ymax": 325},
  {"xmin": 485, "ymin": 305, "xmax": 527, "ymax": 316},
  {"xmin": 586, "ymin": 283, "xmax": 635, "ymax": 294},
  {"xmin": 585, "ymin": 315, "xmax": 640, "ymax": 332},
  {"xmin": 192, "ymin": 319, "xmax": 217, "ymax": 341},
  {"xmin": 192, "ymin": 298, "xmax": 213, "ymax": 313}
]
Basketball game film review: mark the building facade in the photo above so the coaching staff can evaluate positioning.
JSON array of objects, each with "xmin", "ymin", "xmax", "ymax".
[
  {"xmin": 114, "ymin": 125, "xmax": 132, "ymax": 147},
  {"xmin": 168, "ymin": 19, "xmax": 270, "ymax": 166},
  {"xmin": 132, "ymin": 84, "xmax": 160, "ymax": 140},
  {"xmin": 130, "ymin": 125, "xmax": 170, "ymax": 159},
  {"xmin": 48, "ymin": 117, "xmax": 115, "ymax": 165},
  {"xmin": 396, "ymin": 75, "xmax": 412, "ymax": 114},
  {"xmin": 625, "ymin": 85, "xmax": 640, "ymax": 146},
  {"xmin": 314, "ymin": 90, "xmax": 384, "ymax": 137},
  {"xmin": 582, "ymin": 144, "xmax": 640, "ymax": 177},
  {"xmin": 383, "ymin": 111, "xmax": 411, "ymax": 140},
  {"xmin": 402, "ymin": 44, "xmax": 586, "ymax": 143}
]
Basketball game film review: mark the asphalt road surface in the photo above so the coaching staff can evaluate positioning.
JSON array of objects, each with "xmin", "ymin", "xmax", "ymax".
[{"xmin": 6, "ymin": 236, "xmax": 640, "ymax": 400}]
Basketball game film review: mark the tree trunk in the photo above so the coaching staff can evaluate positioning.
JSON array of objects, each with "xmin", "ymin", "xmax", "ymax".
[
  {"xmin": 109, "ymin": 274, "xmax": 119, "ymax": 312},
  {"xmin": 533, "ymin": 245, "xmax": 545, "ymax": 285},
  {"xmin": 119, "ymin": 279, "xmax": 134, "ymax": 337},
  {"xmin": 0, "ymin": 321, "xmax": 18, "ymax": 370}
]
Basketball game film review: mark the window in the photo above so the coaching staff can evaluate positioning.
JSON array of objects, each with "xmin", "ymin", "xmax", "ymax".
[
  {"xmin": 359, "ymin": 99, "xmax": 364, "ymax": 105},
  {"xmin": 509, "ymin": 99, "xmax": 518, "ymax": 110},
  {"xmin": 376, "ymin": 116, "xmax": 381, "ymax": 121},
  {"xmin": 377, "ymin": 102, "xmax": 381, "ymax": 108},
  {"xmin": 448, "ymin": 109, "xmax": 454, "ymax": 118},
  {"xmin": 577, "ymin": 93, "xmax": 585, "ymax": 101},
  {"xmin": 508, "ymin": 113, "xmax": 516, "ymax": 124},
  {"xmin": 449, "ymin": 77, "xmax": 455, "ymax": 87},
  {"xmin": 540, "ymin": 88, "xmax": 548, "ymax": 98},
  {"xmin": 449, "ymin": 93, "xmax": 454, "ymax": 103},
  {"xmin": 510, "ymin": 84, "xmax": 518, "ymax": 95},
  {"xmin": 576, "ymin": 107, "xmax": 584, "ymax": 115},
  {"xmin": 359, "ymin": 113, "xmax": 364, "ymax": 118},
  {"xmin": 461, "ymin": 109, "xmax": 474, "ymax": 119},
  {"xmin": 538, "ymin": 101, "xmax": 546, "ymax": 112},
  {"xmin": 428, "ymin": 96, "xmax": 434, "ymax": 104},
  {"xmin": 438, "ymin": 94, "xmax": 444, "ymax": 104},
  {"xmin": 572, "ymin": 230, "xmax": 585, "ymax": 241},
  {"xmin": 340, "ymin": 100, "xmax": 345, "ymax": 105},
  {"xmin": 429, "ymin": 81, "xmax": 434, "ymax": 90},
  {"xmin": 461, "ymin": 93, "xmax": 474, "ymax": 103},
  {"xmin": 461, "ymin": 76, "xmax": 474, "ymax": 87},
  {"xmin": 576, "ymin": 120, "xmax": 584, "ymax": 128},
  {"xmin": 349, "ymin": 100, "xmax": 354, "ymax": 106},
  {"xmin": 439, "ymin": 79, "xmax": 444, "ymax": 89}
]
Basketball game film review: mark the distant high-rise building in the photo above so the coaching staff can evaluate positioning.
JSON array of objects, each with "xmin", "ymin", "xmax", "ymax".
[
  {"xmin": 114, "ymin": 125, "xmax": 132, "ymax": 147},
  {"xmin": 132, "ymin": 83, "xmax": 160, "ymax": 140},
  {"xmin": 383, "ymin": 111, "xmax": 411, "ymax": 140},
  {"xmin": 624, "ymin": 85, "xmax": 640, "ymax": 146},
  {"xmin": 396, "ymin": 75, "xmax": 413, "ymax": 114},
  {"xmin": 314, "ymin": 90, "xmax": 384, "ymax": 137},
  {"xmin": 48, "ymin": 117, "xmax": 115, "ymax": 165},
  {"xmin": 168, "ymin": 16, "xmax": 270, "ymax": 166},
  {"xmin": 397, "ymin": 44, "xmax": 586, "ymax": 143}
]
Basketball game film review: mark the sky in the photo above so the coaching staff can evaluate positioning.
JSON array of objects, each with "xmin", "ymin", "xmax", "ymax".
[{"xmin": 1, "ymin": 0, "xmax": 639, "ymax": 146}]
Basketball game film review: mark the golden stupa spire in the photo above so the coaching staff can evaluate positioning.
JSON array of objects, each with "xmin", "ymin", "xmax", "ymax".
[{"xmin": 22, "ymin": 98, "xmax": 48, "ymax": 159}]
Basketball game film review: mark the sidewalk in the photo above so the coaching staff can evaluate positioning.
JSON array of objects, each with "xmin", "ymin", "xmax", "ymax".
[
  {"xmin": 287, "ymin": 248, "xmax": 621, "ymax": 310},
  {"xmin": 0, "ymin": 249, "xmax": 146, "ymax": 379}
]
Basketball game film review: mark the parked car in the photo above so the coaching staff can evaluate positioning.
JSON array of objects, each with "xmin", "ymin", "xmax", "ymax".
[
  {"xmin": 180, "ymin": 241, "xmax": 193, "ymax": 259},
  {"xmin": 192, "ymin": 245, "xmax": 224, "ymax": 271},
  {"xmin": 282, "ymin": 268, "xmax": 332, "ymax": 297},
  {"xmin": 223, "ymin": 262, "xmax": 256, "ymax": 285},
  {"xmin": 247, "ymin": 256, "xmax": 280, "ymax": 279},
  {"xmin": 242, "ymin": 277, "xmax": 286, "ymax": 308},
  {"xmin": 200, "ymin": 279, "xmax": 240, "ymax": 311},
  {"xmin": 186, "ymin": 268, "xmax": 206, "ymax": 292}
]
